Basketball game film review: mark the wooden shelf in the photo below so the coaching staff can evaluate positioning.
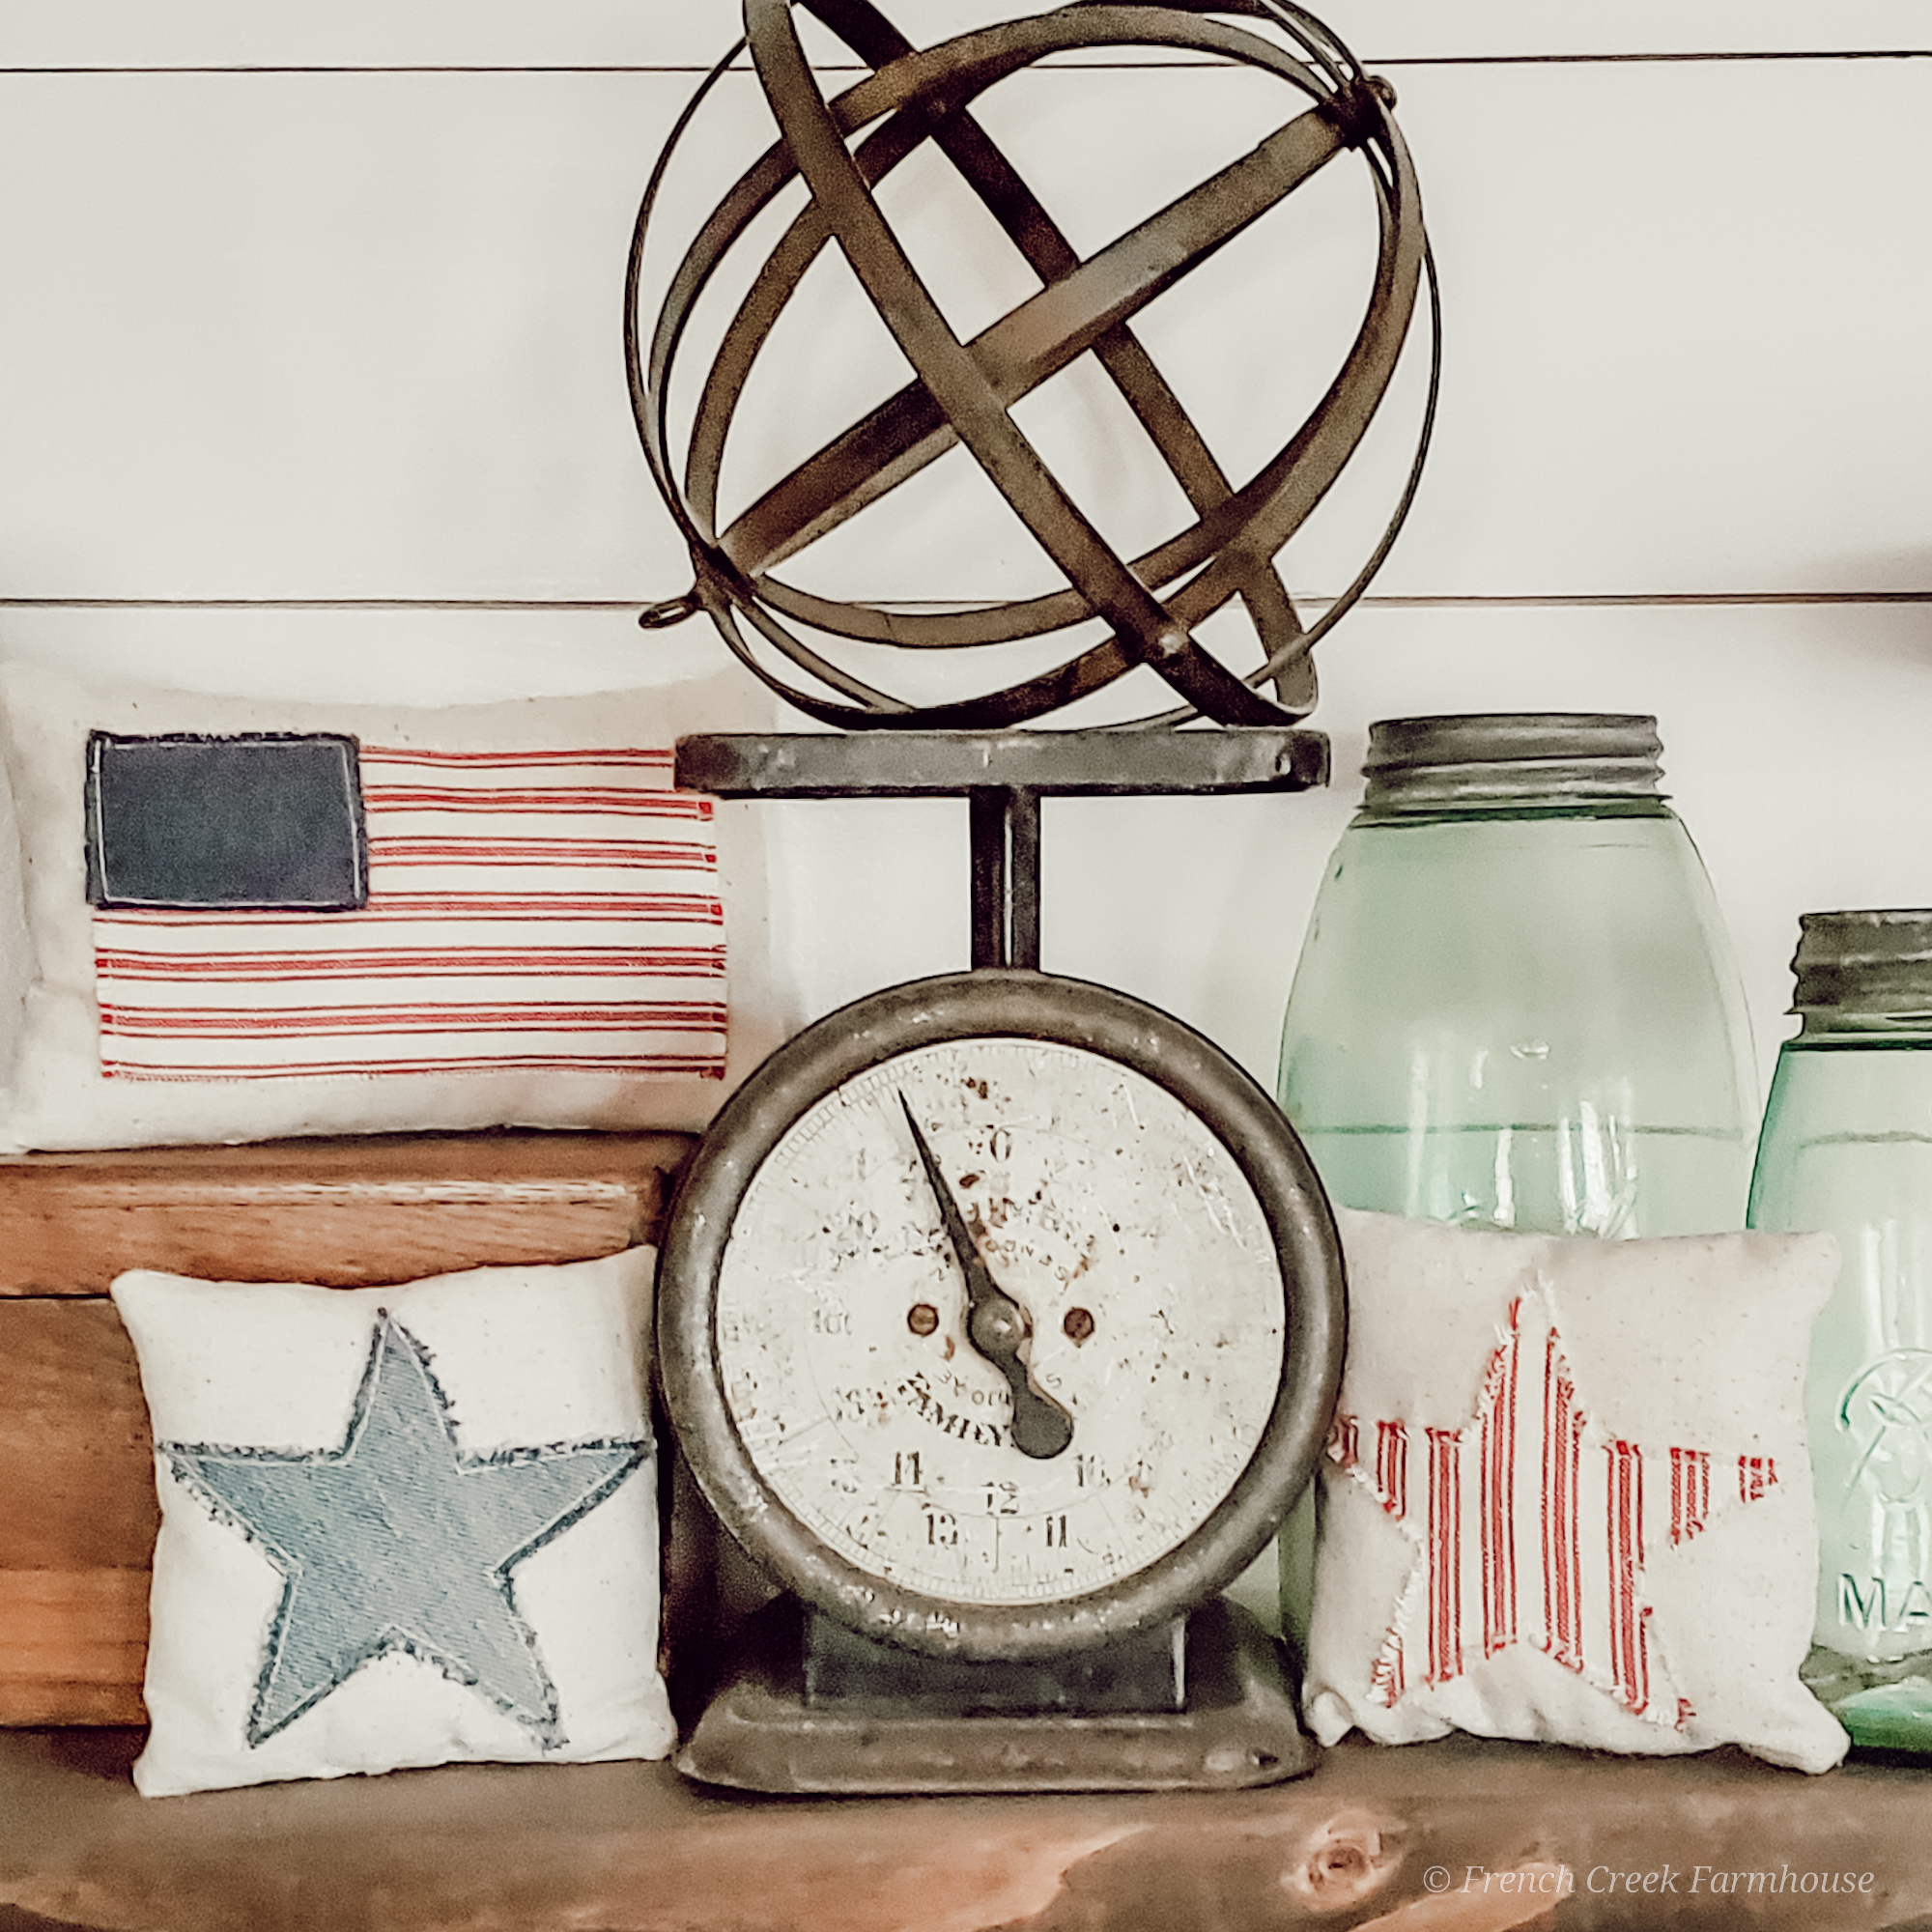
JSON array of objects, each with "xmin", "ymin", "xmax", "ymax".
[
  {"xmin": 2, "ymin": 1725, "xmax": 1928, "ymax": 1930},
  {"xmin": 1, "ymin": 1130, "xmax": 1923, "ymax": 1929}
]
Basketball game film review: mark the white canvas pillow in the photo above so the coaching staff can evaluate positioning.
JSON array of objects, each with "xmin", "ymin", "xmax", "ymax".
[
  {"xmin": 0, "ymin": 660, "xmax": 782, "ymax": 1150},
  {"xmin": 112, "ymin": 1248, "xmax": 675, "ymax": 1797},
  {"xmin": 1303, "ymin": 1209, "xmax": 1848, "ymax": 1774}
]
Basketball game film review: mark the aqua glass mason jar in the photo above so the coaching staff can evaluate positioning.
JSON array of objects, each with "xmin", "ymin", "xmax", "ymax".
[
  {"xmin": 1272, "ymin": 714, "xmax": 1757, "ymax": 1637},
  {"xmin": 1747, "ymin": 910, "xmax": 1932, "ymax": 1751},
  {"xmin": 1278, "ymin": 714, "xmax": 1757, "ymax": 1237}
]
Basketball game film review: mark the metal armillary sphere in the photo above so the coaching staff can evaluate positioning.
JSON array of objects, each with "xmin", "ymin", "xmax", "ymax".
[{"xmin": 627, "ymin": 0, "xmax": 1439, "ymax": 730}]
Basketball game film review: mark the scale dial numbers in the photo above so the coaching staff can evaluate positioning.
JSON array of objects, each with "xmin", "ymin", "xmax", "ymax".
[
  {"xmin": 661, "ymin": 971, "xmax": 1343, "ymax": 1661},
  {"xmin": 715, "ymin": 1045, "xmax": 1284, "ymax": 1605}
]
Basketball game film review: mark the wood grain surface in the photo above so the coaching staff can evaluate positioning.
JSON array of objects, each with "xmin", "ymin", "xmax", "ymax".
[
  {"xmin": 1, "ymin": 1727, "xmax": 1928, "ymax": 1931},
  {"xmin": 0, "ymin": 1131, "xmax": 691, "ymax": 1725},
  {"xmin": 0, "ymin": 1130, "xmax": 691, "ymax": 1294}
]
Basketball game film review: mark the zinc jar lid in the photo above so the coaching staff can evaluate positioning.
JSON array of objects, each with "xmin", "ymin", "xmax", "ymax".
[
  {"xmin": 1791, "ymin": 910, "xmax": 1932, "ymax": 1015},
  {"xmin": 1361, "ymin": 713, "xmax": 1663, "ymax": 813}
]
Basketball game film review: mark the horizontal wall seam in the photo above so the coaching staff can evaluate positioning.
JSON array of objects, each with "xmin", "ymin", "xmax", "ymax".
[
  {"xmin": 3, "ymin": 50, "xmax": 1928, "ymax": 77},
  {"xmin": 0, "ymin": 598, "xmax": 648, "ymax": 611},
  {"xmin": 1350, "ymin": 591, "xmax": 1932, "ymax": 608},
  {"xmin": 6, "ymin": 593, "xmax": 1931, "ymax": 613}
]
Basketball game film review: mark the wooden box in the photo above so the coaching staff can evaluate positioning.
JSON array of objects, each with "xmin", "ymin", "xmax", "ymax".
[{"xmin": 0, "ymin": 1130, "xmax": 691, "ymax": 1725}]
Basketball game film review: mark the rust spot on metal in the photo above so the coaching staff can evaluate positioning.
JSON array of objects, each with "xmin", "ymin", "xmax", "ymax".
[
  {"xmin": 1064, "ymin": 1307, "xmax": 1094, "ymax": 1345},
  {"xmin": 908, "ymin": 1302, "xmax": 939, "ymax": 1337}
]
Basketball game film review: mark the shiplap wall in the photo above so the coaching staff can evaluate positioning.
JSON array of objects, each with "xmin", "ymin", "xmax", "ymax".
[{"xmin": 1, "ymin": 1, "xmax": 1929, "ymax": 1111}]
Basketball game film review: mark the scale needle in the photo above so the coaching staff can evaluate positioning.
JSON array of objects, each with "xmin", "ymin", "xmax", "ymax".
[{"xmin": 898, "ymin": 1094, "xmax": 1073, "ymax": 1461}]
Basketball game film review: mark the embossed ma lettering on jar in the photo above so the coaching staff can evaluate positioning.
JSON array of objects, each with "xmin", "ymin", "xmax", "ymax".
[{"xmin": 1749, "ymin": 910, "xmax": 1932, "ymax": 1750}]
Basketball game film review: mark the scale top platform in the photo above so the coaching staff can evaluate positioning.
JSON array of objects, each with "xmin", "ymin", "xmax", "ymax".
[
  {"xmin": 676, "ymin": 728, "xmax": 1329, "ymax": 970},
  {"xmin": 674, "ymin": 727, "xmax": 1329, "ymax": 800}
]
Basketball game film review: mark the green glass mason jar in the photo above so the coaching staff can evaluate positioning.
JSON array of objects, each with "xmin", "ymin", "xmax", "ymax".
[
  {"xmin": 1273, "ymin": 714, "xmax": 1757, "ymax": 1633},
  {"xmin": 1747, "ymin": 910, "xmax": 1932, "ymax": 1751},
  {"xmin": 1279, "ymin": 713, "xmax": 1756, "ymax": 1235}
]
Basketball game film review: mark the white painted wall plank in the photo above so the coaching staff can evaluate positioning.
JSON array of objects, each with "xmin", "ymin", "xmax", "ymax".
[
  {"xmin": 1359, "ymin": 57, "xmax": 1932, "ymax": 598},
  {"xmin": 0, "ymin": 72, "xmax": 687, "ymax": 602},
  {"xmin": 0, "ymin": 2, "xmax": 730, "ymax": 72},
  {"xmin": 3, "ymin": 60, "xmax": 1927, "ymax": 605},
  {"xmin": 3, "ymin": 1, "xmax": 1925, "ymax": 71},
  {"xmin": 1267, "ymin": 3, "xmax": 1931, "ymax": 63}
]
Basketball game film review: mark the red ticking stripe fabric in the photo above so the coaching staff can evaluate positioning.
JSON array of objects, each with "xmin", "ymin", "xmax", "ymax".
[
  {"xmin": 1350, "ymin": 1295, "xmax": 1781, "ymax": 1727},
  {"xmin": 93, "ymin": 746, "xmax": 727, "ymax": 1081}
]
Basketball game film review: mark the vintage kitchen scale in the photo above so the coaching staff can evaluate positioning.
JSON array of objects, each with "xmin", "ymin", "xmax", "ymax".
[{"xmin": 629, "ymin": 0, "xmax": 1436, "ymax": 1792}]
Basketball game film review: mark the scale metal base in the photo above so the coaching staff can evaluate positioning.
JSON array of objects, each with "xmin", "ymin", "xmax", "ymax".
[{"xmin": 676, "ymin": 1595, "xmax": 1317, "ymax": 1795}]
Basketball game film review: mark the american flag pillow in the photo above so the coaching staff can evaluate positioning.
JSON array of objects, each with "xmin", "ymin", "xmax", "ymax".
[
  {"xmin": 0, "ymin": 663, "xmax": 761, "ymax": 1151},
  {"xmin": 89, "ymin": 742, "xmax": 726, "ymax": 1083}
]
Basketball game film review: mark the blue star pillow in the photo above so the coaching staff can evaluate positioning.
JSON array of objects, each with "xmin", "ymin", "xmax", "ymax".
[
  {"xmin": 1302, "ymin": 1211, "xmax": 1848, "ymax": 1774},
  {"xmin": 112, "ymin": 1247, "xmax": 675, "ymax": 1796}
]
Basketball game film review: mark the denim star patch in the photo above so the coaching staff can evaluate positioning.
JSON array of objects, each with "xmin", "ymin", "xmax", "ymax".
[{"xmin": 161, "ymin": 1311, "xmax": 647, "ymax": 1749}]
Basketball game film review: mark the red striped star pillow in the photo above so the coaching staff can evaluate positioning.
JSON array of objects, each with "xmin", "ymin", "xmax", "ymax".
[
  {"xmin": 1302, "ymin": 1209, "xmax": 1848, "ymax": 1773},
  {"xmin": 0, "ymin": 664, "xmax": 776, "ymax": 1151}
]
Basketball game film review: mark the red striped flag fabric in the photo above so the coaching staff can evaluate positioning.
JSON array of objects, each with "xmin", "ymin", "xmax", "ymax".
[
  {"xmin": 91, "ymin": 745, "xmax": 727, "ymax": 1081},
  {"xmin": 1330, "ymin": 1291, "xmax": 1779, "ymax": 1732}
]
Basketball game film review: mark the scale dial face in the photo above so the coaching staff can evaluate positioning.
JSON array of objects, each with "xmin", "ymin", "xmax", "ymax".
[
  {"xmin": 721, "ymin": 1035, "xmax": 1281, "ymax": 1605},
  {"xmin": 660, "ymin": 971, "xmax": 1344, "ymax": 1661}
]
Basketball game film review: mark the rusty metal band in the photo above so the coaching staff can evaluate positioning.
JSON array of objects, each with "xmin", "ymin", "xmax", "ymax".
[
  {"xmin": 745, "ymin": 0, "xmax": 1292, "ymax": 727},
  {"xmin": 712, "ymin": 89, "xmax": 1346, "ymax": 588},
  {"xmin": 645, "ymin": 5, "xmax": 1391, "ymax": 657},
  {"xmin": 807, "ymin": 0, "xmax": 1314, "ymax": 712},
  {"xmin": 627, "ymin": 0, "xmax": 1435, "ymax": 729},
  {"xmin": 704, "ymin": 10, "xmax": 1333, "ymax": 583}
]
